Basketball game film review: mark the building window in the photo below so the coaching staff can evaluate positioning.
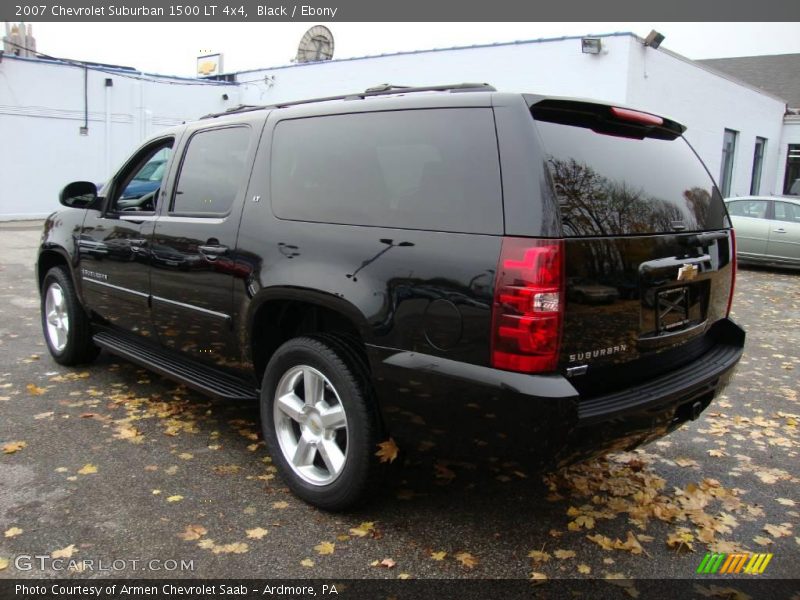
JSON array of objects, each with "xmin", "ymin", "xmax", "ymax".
[
  {"xmin": 719, "ymin": 129, "xmax": 738, "ymax": 197},
  {"xmin": 750, "ymin": 137, "xmax": 766, "ymax": 195},
  {"xmin": 783, "ymin": 144, "xmax": 800, "ymax": 196}
]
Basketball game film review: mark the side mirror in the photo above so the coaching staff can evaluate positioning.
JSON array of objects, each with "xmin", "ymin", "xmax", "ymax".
[{"xmin": 59, "ymin": 181, "xmax": 99, "ymax": 209}]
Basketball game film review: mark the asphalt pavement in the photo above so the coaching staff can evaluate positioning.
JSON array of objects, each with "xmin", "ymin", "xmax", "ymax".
[{"xmin": 0, "ymin": 220, "xmax": 798, "ymax": 588}]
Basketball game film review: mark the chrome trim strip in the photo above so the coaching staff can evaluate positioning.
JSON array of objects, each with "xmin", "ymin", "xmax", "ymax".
[
  {"xmin": 83, "ymin": 278, "xmax": 149, "ymax": 298},
  {"xmin": 151, "ymin": 295, "xmax": 230, "ymax": 321}
]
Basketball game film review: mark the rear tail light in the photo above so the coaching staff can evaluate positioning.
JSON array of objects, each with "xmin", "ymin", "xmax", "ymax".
[
  {"xmin": 726, "ymin": 229, "xmax": 737, "ymax": 317},
  {"xmin": 491, "ymin": 238, "xmax": 565, "ymax": 373}
]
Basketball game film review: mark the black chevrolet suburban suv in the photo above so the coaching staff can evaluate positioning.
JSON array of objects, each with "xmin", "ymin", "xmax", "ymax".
[{"xmin": 38, "ymin": 83, "xmax": 744, "ymax": 509}]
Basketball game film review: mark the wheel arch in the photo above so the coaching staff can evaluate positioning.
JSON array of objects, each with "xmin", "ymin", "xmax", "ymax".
[{"xmin": 244, "ymin": 287, "xmax": 374, "ymax": 384}]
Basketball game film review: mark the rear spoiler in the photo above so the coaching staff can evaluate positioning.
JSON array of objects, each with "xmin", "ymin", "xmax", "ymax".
[{"xmin": 528, "ymin": 98, "xmax": 685, "ymax": 141}]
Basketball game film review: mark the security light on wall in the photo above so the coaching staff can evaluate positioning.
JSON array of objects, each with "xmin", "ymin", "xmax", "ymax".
[
  {"xmin": 644, "ymin": 30, "xmax": 665, "ymax": 49},
  {"xmin": 581, "ymin": 37, "xmax": 602, "ymax": 54}
]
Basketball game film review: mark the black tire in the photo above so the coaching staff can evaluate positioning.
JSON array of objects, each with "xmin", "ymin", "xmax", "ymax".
[
  {"xmin": 260, "ymin": 336, "xmax": 382, "ymax": 510},
  {"xmin": 40, "ymin": 266, "xmax": 100, "ymax": 366}
]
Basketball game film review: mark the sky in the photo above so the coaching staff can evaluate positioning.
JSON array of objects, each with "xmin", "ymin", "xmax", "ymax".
[{"xmin": 21, "ymin": 22, "xmax": 800, "ymax": 77}]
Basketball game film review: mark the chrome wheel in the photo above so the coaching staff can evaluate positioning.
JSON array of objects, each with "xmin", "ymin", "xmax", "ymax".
[
  {"xmin": 45, "ymin": 283, "xmax": 70, "ymax": 353},
  {"xmin": 273, "ymin": 365, "xmax": 349, "ymax": 486}
]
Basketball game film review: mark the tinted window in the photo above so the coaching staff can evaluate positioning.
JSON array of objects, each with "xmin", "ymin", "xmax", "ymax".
[
  {"xmin": 534, "ymin": 119, "xmax": 729, "ymax": 237},
  {"xmin": 727, "ymin": 200, "xmax": 768, "ymax": 219},
  {"xmin": 172, "ymin": 127, "xmax": 251, "ymax": 215},
  {"xmin": 774, "ymin": 201, "xmax": 800, "ymax": 223},
  {"xmin": 271, "ymin": 109, "xmax": 502, "ymax": 233}
]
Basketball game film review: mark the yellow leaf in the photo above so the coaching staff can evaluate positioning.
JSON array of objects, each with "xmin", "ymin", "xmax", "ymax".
[
  {"xmin": 530, "ymin": 571, "xmax": 548, "ymax": 582},
  {"xmin": 776, "ymin": 498, "xmax": 795, "ymax": 507},
  {"xmin": 167, "ymin": 495, "xmax": 184, "ymax": 503},
  {"xmin": 52, "ymin": 544, "xmax": 77, "ymax": 559},
  {"xmin": 152, "ymin": 490, "xmax": 161, "ymax": 495},
  {"xmin": 375, "ymin": 438, "xmax": 399, "ymax": 463},
  {"xmin": 26, "ymin": 384, "xmax": 46, "ymax": 395},
  {"xmin": 430, "ymin": 551, "xmax": 447, "ymax": 561},
  {"xmin": 77, "ymin": 464, "xmax": 97, "ymax": 475},
  {"xmin": 315, "ymin": 541, "xmax": 335, "ymax": 555},
  {"xmin": 398, "ymin": 573, "xmax": 411, "ymax": 579},
  {"xmin": 178, "ymin": 453, "xmax": 193, "ymax": 460},
  {"xmin": 4, "ymin": 527, "xmax": 23, "ymax": 538},
  {"xmin": 2, "ymin": 441, "xmax": 26, "ymax": 454},
  {"xmin": 197, "ymin": 539, "xmax": 216, "ymax": 549},
  {"xmin": 578, "ymin": 563, "xmax": 591, "ymax": 574},
  {"xmin": 212, "ymin": 542, "xmax": 248, "ymax": 554},
  {"xmin": 300, "ymin": 558, "xmax": 314, "ymax": 567},
  {"xmin": 554, "ymin": 549, "xmax": 576, "ymax": 559},
  {"xmin": 0, "ymin": 558, "xmax": 8, "ymax": 570},
  {"xmin": 707, "ymin": 449, "xmax": 726, "ymax": 457},
  {"xmin": 34, "ymin": 411, "xmax": 54, "ymax": 420},
  {"xmin": 178, "ymin": 525, "xmax": 207, "ymax": 541},
  {"xmin": 379, "ymin": 558, "xmax": 396, "ymax": 568},
  {"xmin": 349, "ymin": 522, "xmax": 375, "ymax": 538},
  {"xmin": 272, "ymin": 501, "xmax": 289, "ymax": 509},
  {"xmin": 455, "ymin": 552, "xmax": 478, "ymax": 569},
  {"xmin": 528, "ymin": 550, "xmax": 551, "ymax": 563},
  {"xmin": 246, "ymin": 527, "xmax": 269, "ymax": 540},
  {"xmin": 587, "ymin": 534, "xmax": 616, "ymax": 551},
  {"xmin": 666, "ymin": 528, "xmax": 695, "ymax": 552},
  {"xmin": 763, "ymin": 523, "xmax": 792, "ymax": 538}
]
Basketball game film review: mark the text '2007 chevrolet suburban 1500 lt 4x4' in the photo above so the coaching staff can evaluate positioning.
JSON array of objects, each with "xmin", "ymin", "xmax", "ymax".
[{"xmin": 38, "ymin": 83, "xmax": 745, "ymax": 509}]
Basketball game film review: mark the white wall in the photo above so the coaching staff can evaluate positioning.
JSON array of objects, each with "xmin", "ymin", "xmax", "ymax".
[
  {"xmin": 0, "ymin": 56, "xmax": 240, "ymax": 219},
  {"xmin": 624, "ymin": 38, "xmax": 787, "ymax": 198},
  {"xmin": 235, "ymin": 34, "xmax": 634, "ymax": 106}
]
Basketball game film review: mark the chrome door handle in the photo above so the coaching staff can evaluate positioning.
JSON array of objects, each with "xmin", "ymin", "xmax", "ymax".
[
  {"xmin": 129, "ymin": 239, "xmax": 147, "ymax": 247},
  {"xmin": 773, "ymin": 228, "xmax": 787, "ymax": 233},
  {"xmin": 198, "ymin": 244, "xmax": 229, "ymax": 256}
]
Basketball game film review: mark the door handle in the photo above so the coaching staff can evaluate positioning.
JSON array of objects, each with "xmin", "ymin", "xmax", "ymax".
[
  {"xmin": 129, "ymin": 239, "xmax": 147, "ymax": 247},
  {"xmin": 198, "ymin": 244, "xmax": 229, "ymax": 256},
  {"xmin": 773, "ymin": 228, "xmax": 787, "ymax": 234}
]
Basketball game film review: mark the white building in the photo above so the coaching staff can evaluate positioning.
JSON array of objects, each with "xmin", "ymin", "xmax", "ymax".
[{"xmin": 0, "ymin": 31, "xmax": 793, "ymax": 220}]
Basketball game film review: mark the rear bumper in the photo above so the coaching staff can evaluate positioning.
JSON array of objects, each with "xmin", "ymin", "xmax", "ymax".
[{"xmin": 369, "ymin": 318, "xmax": 745, "ymax": 463}]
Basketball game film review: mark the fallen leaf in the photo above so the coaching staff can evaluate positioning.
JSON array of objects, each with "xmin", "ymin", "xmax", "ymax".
[
  {"xmin": 272, "ymin": 501, "xmax": 289, "ymax": 509},
  {"xmin": 554, "ymin": 549, "xmax": 576, "ymax": 559},
  {"xmin": 178, "ymin": 453, "xmax": 193, "ymax": 460},
  {"xmin": 314, "ymin": 541, "xmax": 335, "ymax": 555},
  {"xmin": 763, "ymin": 523, "xmax": 792, "ymax": 538},
  {"xmin": 430, "ymin": 551, "xmax": 447, "ymax": 561},
  {"xmin": 0, "ymin": 558, "xmax": 8, "ymax": 571},
  {"xmin": 528, "ymin": 550, "xmax": 551, "ymax": 563},
  {"xmin": 4, "ymin": 527, "xmax": 23, "ymax": 539},
  {"xmin": 197, "ymin": 539, "xmax": 216, "ymax": 550},
  {"xmin": 34, "ymin": 412, "xmax": 54, "ymax": 420},
  {"xmin": 455, "ymin": 552, "xmax": 478, "ymax": 569},
  {"xmin": 578, "ymin": 563, "xmax": 591, "ymax": 574},
  {"xmin": 300, "ymin": 558, "xmax": 314, "ymax": 568},
  {"xmin": 178, "ymin": 525, "xmax": 207, "ymax": 541},
  {"xmin": 166, "ymin": 495, "xmax": 184, "ymax": 503},
  {"xmin": 398, "ymin": 573, "xmax": 411, "ymax": 579},
  {"xmin": 26, "ymin": 384, "xmax": 46, "ymax": 395},
  {"xmin": 776, "ymin": 498, "xmax": 795, "ymax": 507},
  {"xmin": 379, "ymin": 558, "xmax": 396, "ymax": 569},
  {"xmin": 52, "ymin": 544, "xmax": 77, "ymax": 559},
  {"xmin": 212, "ymin": 542, "xmax": 248, "ymax": 554},
  {"xmin": 375, "ymin": 438, "xmax": 399, "ymax": 463},
  {"xmin": 349, "ymin": 522, "xmax": 375, "ymax": 538},
  {"xmin": 2, "ymin": 441, "xmax": 26, "ymax": 454},
  {"xmin": 246, "ymin": 527, "xmax": 268, "ymax": 540},
  {"xmin": 666, "ymin": 528, "xmax": 695, "ymax": 553},
  {"xmin": 530, "ymin": 572, "xmax": 548, "ymax": 582},
  {"xmin": 77, "ymin": 464, "xmax": 97, "ymax": 475},
  {"xmin": 753, "ymin": 535, "xmax": 773, "ymax": 546}
]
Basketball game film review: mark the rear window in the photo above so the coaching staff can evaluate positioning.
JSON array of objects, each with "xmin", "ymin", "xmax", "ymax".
[
  {"xmin": 271, "ymin": 109, "xmax": 503, "ymax": 234},
  {"xmin": 532, "ymin": 105, "xmax": 729, "ymax": 237}
]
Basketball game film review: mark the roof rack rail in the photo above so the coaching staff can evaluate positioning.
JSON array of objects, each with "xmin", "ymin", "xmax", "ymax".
[{"xmin": 200, "ymin": 82, "xmax": 495, "ymax": 119}]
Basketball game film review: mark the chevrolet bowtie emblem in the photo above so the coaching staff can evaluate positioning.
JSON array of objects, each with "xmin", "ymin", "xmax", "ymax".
[{"xmin": 677, "ymin": 263, "xmax": 699, "ymax": 281}]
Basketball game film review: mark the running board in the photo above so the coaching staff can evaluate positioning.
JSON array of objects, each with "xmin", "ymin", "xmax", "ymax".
[{"xmin": 93, "ymin": 331, "xmax": 258, "ymax": 401}]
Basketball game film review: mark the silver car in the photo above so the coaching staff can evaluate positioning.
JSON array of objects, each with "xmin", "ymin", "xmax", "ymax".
[{"xmin": 725, "ymin": 196, "xmax": 800, "ymax": 268}]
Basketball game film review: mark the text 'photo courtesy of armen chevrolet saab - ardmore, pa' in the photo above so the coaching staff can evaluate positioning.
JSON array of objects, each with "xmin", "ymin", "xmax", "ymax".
[{"xmin": 0, "ymin": 17, "xmax": 799, "ymax": 597}]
